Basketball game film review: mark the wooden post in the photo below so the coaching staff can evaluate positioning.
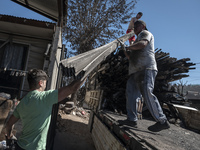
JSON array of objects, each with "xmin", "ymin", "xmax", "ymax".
[{"xmin": 46, "ymin": 26, "xmax": 62, "ymax": 90}]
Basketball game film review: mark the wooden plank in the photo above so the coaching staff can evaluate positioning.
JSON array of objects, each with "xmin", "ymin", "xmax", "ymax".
[
  {"xmin": 173, "ymin": 104, "xmax": 200, "ymax": 130},
  {"xmin": 92, "ymin": 116, "xmax": 126, "ymax": 150}
]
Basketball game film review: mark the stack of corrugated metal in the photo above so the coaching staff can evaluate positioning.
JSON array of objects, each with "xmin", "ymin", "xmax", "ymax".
[{"xmin": 61, "ymin": 32, "xmax": 134, "ymax": 80}]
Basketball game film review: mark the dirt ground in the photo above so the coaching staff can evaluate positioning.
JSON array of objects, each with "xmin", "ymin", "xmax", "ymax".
[{"xmin": 53, "ymin": 113, "xmax": 96, "ymax": 150}]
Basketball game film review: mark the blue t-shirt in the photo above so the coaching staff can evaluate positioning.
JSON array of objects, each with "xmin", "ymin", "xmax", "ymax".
[{"xmin": 13, "ymin": 90, "xmax": 58, "ymax": 150}]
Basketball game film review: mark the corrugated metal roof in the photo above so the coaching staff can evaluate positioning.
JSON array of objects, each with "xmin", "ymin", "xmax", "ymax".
[
  {"xmin": 11, "ymin": 0, "xmax": 66, "ymax": 21},
  {"xmin": 61, "ymin": 32, "xmax": 134, "ymax": 80},
  {"xmin": 0, "ymin": 14, "xmax": 55, "ymax": 29}
]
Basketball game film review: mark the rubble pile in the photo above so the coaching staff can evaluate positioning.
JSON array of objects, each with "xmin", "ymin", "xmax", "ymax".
[
  {"xmin": 58, "ymin": 102, "xmax": 90, "ymax": 119},
  {"xmin": 57, "ymin": 101, "xmax": 90, "ymax": 132},
  {"xmin": 87, "ymin": 48, "xmax": 196, "ymax": 117}
]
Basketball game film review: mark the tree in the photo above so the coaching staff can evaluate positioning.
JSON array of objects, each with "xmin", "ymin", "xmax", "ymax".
[
  {"xmin": 64, "ymin": 0, "xmax": 137, "ymax": 55},
  {"xmin": 177, "ymin": 80, "xmax": 188, "ymax": 96}
]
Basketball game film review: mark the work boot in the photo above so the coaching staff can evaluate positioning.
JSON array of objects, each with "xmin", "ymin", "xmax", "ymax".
[
  {"xmin": 148, "ymin": 120, "xmax": 170, "ymax": 132},
  {"xmin": 118, "ymin": 119, "xmax": 138, "ymax": 128},
  {"xmin": 128, "ymin": 120, "xmax": 138, "ymax": 128}
]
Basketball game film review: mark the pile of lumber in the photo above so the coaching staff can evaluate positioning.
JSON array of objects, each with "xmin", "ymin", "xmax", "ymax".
[
  {"xmin": 87, "ymin": 48, "xmax": 196, "ymax": 115},
  {"xmin": 155, "ymin": 48, "xmax": 195, "ymax": 82}
]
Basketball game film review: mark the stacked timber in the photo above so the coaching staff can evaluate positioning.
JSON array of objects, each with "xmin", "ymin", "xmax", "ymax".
[
  {"xmin": 87, "ymin": 48, "xmax": 196, "ymax": 115},
  {"xmin": 155, "ymin": 48, "xmax": 195, "ymax": 82},
  {"xmin": 87, "ymin": 50, "xmax": 129, "ymax": 113}
]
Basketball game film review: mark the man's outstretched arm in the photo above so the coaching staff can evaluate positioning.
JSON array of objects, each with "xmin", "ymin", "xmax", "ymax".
[{"xmin": 58, "ymin": 78, "xmax": 86, "ymax": 102}]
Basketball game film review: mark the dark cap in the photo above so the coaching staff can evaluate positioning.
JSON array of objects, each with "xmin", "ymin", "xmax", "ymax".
[
  {"xmin": 134, "ymin": 20, "xmax": 148, "ymax": 30},
  {"xmin": 138, "ymin": 12, "xmax": 143, "ymax": 16},
  {"xmin": 28, "ymin": 68, "xmax": 49, "ymax": 80}
]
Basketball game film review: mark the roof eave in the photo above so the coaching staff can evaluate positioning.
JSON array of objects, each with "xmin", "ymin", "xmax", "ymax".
[{"xmin": 11, "ymin": 0, "xmax": 66, "ymax": 23}]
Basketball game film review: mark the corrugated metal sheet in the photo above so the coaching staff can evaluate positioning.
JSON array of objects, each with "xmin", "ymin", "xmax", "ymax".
[
  {"xmin": 61, "ymin": 32, "xmax": 134, "ymax": 80},
  {"xmin": 0, "ymin": 14, "xmax": 55, "ymax": 29}
]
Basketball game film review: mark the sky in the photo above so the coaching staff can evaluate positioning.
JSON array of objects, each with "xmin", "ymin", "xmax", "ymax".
[{"xmin": 0, "ymin": 0, "xmax": 199, "ymax": 85}]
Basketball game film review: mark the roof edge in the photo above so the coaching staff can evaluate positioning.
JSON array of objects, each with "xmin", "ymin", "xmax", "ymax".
[{"xmin": 0, "ymin": 14, "xmax": 55, "ymax": 29}]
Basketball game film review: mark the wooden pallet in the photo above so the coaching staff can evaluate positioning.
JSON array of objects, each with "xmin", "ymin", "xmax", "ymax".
[{"xmin": 84, "ymin": 90, "xmax": 103, "ymax": 112}]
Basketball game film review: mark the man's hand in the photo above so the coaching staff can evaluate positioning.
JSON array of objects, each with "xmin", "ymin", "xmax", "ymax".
[
  {"xmin": 124, "ymin": 49, "xmax": 130, "ymax": 59},
  {"xmin": 121, "ymin": 45, "xmax": 129, "ymax": 52},
  {"xmin": 117, "ymin": 39, "xmax": 128, "ymax": 52},
  {"xmin": 125, "ymin": 46, "xmax": 130, "ymax": 52}
]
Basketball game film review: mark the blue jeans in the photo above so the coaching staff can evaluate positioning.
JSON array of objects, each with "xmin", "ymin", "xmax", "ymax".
[{"xmin": 126, "ymin": 69, "xmax": 167, "ymax": 123}]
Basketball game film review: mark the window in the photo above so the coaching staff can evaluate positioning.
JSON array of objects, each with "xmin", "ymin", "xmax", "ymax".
[{"xmin": 0, "ymin": 41, "xmax": 28, "ymax": 99}]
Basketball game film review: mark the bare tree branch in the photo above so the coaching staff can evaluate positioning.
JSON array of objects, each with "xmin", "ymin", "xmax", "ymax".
[{"xmin": 64, "ymin": 0, "xmax": 137, "ymax": 55}]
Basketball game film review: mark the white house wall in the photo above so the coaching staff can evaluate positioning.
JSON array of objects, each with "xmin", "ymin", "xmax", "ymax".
[{"xmin": 0, "ymin": 20, "xmax": 55, "ymax": 97}]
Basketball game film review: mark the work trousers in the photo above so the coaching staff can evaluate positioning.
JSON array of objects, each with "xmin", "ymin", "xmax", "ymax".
[{"xmin": 126, "ymin": 69, "xmax": 167, "ymax": 123}]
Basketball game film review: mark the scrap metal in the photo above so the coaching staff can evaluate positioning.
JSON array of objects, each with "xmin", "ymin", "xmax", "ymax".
[{"xmin": 61, "ymin": 31, "xmax": 134, "ymax": 80}]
